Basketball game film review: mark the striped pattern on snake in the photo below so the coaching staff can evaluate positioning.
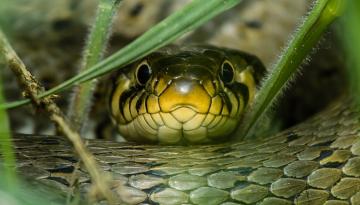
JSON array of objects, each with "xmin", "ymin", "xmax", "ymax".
[
  {"xmin": 4, "ymin": 96, "xmax": 360, "ymax": 205},
  {"xmin": 108, "ymin": 45, "xmax": 265, "ymax": 145}
]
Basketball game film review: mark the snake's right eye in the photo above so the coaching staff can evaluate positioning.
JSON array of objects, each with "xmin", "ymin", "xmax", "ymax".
[
  {"xmin": 136, "ymin": 60, "xmax": 152, "ymax": 85},
  {"xmin": 220, "ymin": 60, "xmax": 235, "ymax": 84}
]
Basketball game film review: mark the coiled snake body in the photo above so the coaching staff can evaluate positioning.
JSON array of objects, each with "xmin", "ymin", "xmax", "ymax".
[{"xmin": 3, "ymin": 46, "xmax": 360, "ymax": 205}]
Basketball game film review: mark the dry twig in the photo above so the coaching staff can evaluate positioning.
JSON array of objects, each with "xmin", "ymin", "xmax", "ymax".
[{"xmin": 0, "ymin": 30, "xmax": 115, "ymax": 204}]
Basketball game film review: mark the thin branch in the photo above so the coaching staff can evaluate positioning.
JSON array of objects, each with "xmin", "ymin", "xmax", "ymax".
[{"xmin": 0, "ymin": 29, "xmax": 115, "ymax": 204}]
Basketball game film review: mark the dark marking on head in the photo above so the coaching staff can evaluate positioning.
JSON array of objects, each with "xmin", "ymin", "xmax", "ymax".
[
  {"xmin": 119, "ymin": 89, "xmax": 136, "ymax": 121},
  {"xmin": 136, "ymin": 92, "xmax": 146, "ymax": 112},
  {"xmin": 221, "ymin": 92, "xmax": 233, "ymax": 115},
  {"xmin": 234, "ymin": 83, "xmax": 250, "ymax": 106}
]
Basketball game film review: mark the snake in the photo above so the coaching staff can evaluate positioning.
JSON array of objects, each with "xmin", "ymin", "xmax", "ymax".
[
  {"xmin": 2, "ymin": 45, "xmax": 360, "ymax": 205},
  {"xmin": 108, "ymin": 45, "xmax": 265, "ymax": 145}
]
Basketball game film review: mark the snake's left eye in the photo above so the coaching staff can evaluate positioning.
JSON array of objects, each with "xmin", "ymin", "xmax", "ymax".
[
  {"xmin": 220, "ymin": 60, "xmax": 235, "ymax": 83},
  {"xmin": 136, "ymin": 60, "xmax": 152, "ymax": 85}
]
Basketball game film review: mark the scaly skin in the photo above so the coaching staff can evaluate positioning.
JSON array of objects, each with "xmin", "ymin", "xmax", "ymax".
[
  {"xmin": 108, "ymin": 45, "xmax": 265, "ymax": 145},
  {"xmin": 2, "ymin": 47, "xmax": 360, "ymax": 204},
  {"xmin": 6, "ymin": 95, "xmax": 360, "ymax": 205}
]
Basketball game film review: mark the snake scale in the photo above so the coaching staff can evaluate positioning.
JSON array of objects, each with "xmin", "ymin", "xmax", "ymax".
[{"xmin": 2, "ymin": 45, "xmax": 360, "ymax": 205}]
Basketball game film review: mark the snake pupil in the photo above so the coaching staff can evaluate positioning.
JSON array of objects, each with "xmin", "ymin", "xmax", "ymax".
[
  {"xmin": 220, "ymin": 61, "xmax": 234, "ymax": 83},
  {"xmin": 136, "ymin": 62, "xmax": 152, "ymax": 85}
]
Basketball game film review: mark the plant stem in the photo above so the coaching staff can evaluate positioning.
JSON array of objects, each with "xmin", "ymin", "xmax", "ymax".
[
  {"xmin": 0, "ymin": 0, "xmax": 242, "ymax": 109},
  {"xmin": 0, "ymin": 28, "xmax": 115, "ymax": 204},
  {"xmin": 343, "ymin": 0, "xmax": 360, "ymax": 101},
  {"xmin": 68, "ymin": 0, "xmax": 120, "ymax": 132},
  {"xmin": 0, "ymin": 31, "xmax": 18, "ymax": 191},
  {"xmin": 236, "ymin": 0, "xmax": 345, "ymax": 139}
]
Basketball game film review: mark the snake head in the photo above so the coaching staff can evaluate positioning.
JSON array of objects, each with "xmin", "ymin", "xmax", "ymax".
[{"xmin": 108, "ymin": 45, "xmax": 265, "ymax": 145}]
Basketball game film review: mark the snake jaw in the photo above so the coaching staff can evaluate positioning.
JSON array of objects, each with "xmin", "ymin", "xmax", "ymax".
[
  {"xmin": 111, "ymin": 77, "xmax": 242, "ymax": 144},
  {"xmin": 109, "ymin": 45, "xmax": 265, "ymax": 144}
]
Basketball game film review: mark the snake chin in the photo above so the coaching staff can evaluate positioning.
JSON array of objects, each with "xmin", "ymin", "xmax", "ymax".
[
  {"xmin": 111, "ymin": 76, "xmax": 245, "ymax": 145},
  {"xmin": 117, "ymin": 111, "xmax": 239, "ymax": 145}
]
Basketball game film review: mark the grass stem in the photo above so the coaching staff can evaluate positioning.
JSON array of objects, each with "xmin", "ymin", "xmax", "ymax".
[
  {"xmin": 0, "ymin": 28, "xmax": 115, "ymax": 204},
  {"xmin": 0, "ymin": 30, "xmax": 18, "ymax": 191},
  {"xmin": 0, "ymin": 0, "xmax": 242, "ymax": 109},
  {"xmin": 236, "ymin": 0, "xmax": 345, "ymax": 139},
  {"xmin": 67, "ymin": 0, "xmax": 120, "ymax": 132}
]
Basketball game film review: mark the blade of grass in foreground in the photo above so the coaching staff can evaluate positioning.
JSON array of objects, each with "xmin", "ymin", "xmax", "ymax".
[
  {"xmin": 0, "ymin": 59, "xmax": 17, "ymax": 190},
  {"xmin": 236, "ymin": 0, "xmax": 345, "ymax": 139},
  {"xmin": 68, "ymin": 0, "xmax": 121, "ymax": 132},
  {"xmin": 0, "ymin": 182, "xmax": 66, "ymax": 205},
  {"xmin": 0, "ymin": 30, "xmax": 17, "ymax": 190},
  {"xmin": 1, "ymin": 0, "xmax": 243, "ymax": 109},
  {"xmin": 343, "ymin": 0, "xmax": 360, "ymax": 102}
]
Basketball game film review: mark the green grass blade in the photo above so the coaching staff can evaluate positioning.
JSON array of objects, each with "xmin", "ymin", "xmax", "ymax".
[
  {"xmin": 0, "ymin": 184, "xmax": 66, "ymax": 205},
  {"xmin": 343, "ymin": 0, "xmax": 360, "ymax": 100},
  {"xmin": 67, "ymin": 0, "xmax": 120, "ymax": 131},
  {"xmin": 0, "ymin": 86, "xmax": 17, "ymax": 191},
  {"xmin": 236, "ymin": 0, "xmax": 345, "ymax": 138},
  {"xmin": 0, "ymin": 0, "xmax": 242, "ymax": 109},
  {"xmin": 0, "ymin": 31, "xmax": 18, "ymax": 191}
]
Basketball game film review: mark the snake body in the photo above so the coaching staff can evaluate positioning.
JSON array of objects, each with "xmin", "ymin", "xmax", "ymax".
[{"xmin": 3, "ymin": 46, "xmax": 360, "ymax": 205}]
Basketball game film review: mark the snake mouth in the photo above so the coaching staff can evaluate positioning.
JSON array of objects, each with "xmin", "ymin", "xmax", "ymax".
[
  {"xmin": 111, "ymin": 76, "xmax": 246, "ymax": 145},
  {"xmin": 114, "ymin": 81, "xmax": 242, "ymax": 144},
  {"xmin": 109, "ymin": 45, "xmax": 263, "ymax": 145},
  {"xmin": 117, "ymin": 111, "xmax": 238, "ymax": 145}
]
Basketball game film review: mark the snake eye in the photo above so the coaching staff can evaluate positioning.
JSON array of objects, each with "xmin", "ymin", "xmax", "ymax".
[
  {"xmin": 220, "ymin": 60, "xmax": 235, "ymax": 83},
  {"xmin": 136, "ymin": 60, "xmax": 152, "ymax": 85}
]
